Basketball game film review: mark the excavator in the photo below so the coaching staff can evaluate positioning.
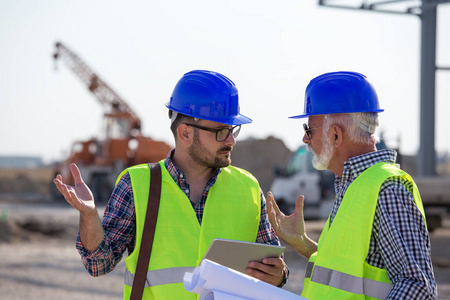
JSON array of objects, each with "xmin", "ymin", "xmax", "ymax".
[{"xmin": 52, "ymin": 42, "xmax": 172, "ymax": 203}]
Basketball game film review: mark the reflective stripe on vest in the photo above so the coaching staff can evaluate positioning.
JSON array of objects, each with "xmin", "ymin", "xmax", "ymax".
[
  {"xmin": 305, "ymin": 263, "xmax": 391, "ymax": 299},
  {"xmin": 124, "ymin": 267, "xmax": 195, "ymax": 287}
]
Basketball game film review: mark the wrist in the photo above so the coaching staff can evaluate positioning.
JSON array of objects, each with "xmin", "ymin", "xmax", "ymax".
[
  {"xmin": 277, "ymin": 266, "xmax": 289, "ymax": 288},
  {"xmin": 290, "ymin": 234, "xmax": 317, "ymax": 258}
]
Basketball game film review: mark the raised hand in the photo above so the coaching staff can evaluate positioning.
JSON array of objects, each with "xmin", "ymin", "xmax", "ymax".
[
  {"xmin": 266, "ymin": 191, "xmax": 317, "ymax": 258},
  {"xmin": 53, "ymin": 163, "xmax": 96, "ymax": 215},
  {"xmin": 53, "ymin": 163, "xmax": 105, "ymax": 251}
]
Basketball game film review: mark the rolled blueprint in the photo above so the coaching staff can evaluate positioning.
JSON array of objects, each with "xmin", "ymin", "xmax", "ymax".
[{"xmin": 184, "ymin": 259, "xmax": 307, "ymax": 300}]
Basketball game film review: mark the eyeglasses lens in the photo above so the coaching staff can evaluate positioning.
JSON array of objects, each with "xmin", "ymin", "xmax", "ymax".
[
  {"xmin": 303, "ymin": 124, "xmax": 311, "ymax": 139},
  {"xmin": 217, "ymin": 125, "xmax": 241, "ymax": 142},
  {"xmin": 232, "ymin": 125, "xmax": 241, "ymax": 139}
]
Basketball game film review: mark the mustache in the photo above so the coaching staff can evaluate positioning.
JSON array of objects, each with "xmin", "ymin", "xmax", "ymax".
[{"xmin": 218, "ymin": 146, "xmax": 233, "ymax": 152}]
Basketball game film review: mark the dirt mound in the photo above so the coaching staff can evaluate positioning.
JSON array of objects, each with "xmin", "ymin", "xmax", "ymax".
[
  {"xmin": 0, "ymin": 205, "xmax": 79, "ymax": 244},
  {"xmin": 232, "ymin": 136, "xmax": 292, "ymax": 193}
]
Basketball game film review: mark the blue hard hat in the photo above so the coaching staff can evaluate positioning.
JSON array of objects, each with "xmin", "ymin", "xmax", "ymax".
[
  {"xmin": 290, "ymin": 71, "xmax": 384, "ymax": 119},
  {"xmin": 166, "ymin": 70, "xmax": 252, "ymax": 125}
]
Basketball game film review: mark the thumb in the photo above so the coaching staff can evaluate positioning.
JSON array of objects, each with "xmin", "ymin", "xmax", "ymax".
[
  {"xmin": 294, "ymin": 195, "xmax": 305, "ymax": 216},
  {"xmin": 69, "ymin": 163, "xmax": 84, "ymax": 185}
]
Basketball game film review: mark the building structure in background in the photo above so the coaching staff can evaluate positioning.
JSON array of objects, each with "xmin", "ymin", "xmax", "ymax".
[{"xmin": 318, "ymin": 0, "xmax": 450, "ymax": 176}]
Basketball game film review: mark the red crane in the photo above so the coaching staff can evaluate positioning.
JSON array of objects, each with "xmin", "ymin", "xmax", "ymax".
[{"xmin": 52, "ymin": 41, "xmax": 171, "ymax": 202}]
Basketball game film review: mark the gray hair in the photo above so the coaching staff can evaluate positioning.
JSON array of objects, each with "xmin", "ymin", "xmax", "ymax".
[{"xmin": 323, "ymin": 112, "xmax": 380, "ymax": 145}]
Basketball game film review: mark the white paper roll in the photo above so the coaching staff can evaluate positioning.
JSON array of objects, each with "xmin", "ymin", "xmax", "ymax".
[{"xmin": 184, "ymin": 259, "xmax": 307, "ymax": 300}]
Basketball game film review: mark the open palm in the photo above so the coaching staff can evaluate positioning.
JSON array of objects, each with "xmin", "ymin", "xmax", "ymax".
[
  {"xmin": 267, "ymin": 192, "xmax": 316, "ymax": 257},
  {"xmin": 53, "ymin": 163, "xmax": 96, "ymax": 214}
]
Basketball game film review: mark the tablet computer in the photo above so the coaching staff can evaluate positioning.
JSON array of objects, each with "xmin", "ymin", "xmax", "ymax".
[{"xmin": 202, "ymin": 238, "xmax": 285, "ymax": 274}]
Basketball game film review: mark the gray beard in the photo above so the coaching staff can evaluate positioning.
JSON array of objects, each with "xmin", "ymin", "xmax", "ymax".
[{"xmin": 308, "ymin": 136, "xmax": 333, "ymax": 171}]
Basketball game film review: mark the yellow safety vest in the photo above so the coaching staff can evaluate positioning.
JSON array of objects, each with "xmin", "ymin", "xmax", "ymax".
[
  {"xmin": 120, "ymin": 161, "xmax": 261, "ymax": 300},
  {"xmin": 302, "ymin": 162, "xmax": 426, "ymax": 300}
]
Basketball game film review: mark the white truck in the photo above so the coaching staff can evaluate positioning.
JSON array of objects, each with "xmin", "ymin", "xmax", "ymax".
[
  {"xmin": 270, "ymin": 146, "xmax": 335, "ymax": 219},
  {"xmin": 270, "ymin": 145, "xmax": 450, "ymax": 231}
]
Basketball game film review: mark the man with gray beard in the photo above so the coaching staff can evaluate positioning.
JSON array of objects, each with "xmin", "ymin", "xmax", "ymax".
[
  {"xmin": 267, "ymin": 71, "xmax": 436, "ymax": 299},
  {"xmin": 53, "ymin": 70, "xmax": 287, "ymax": 299}
]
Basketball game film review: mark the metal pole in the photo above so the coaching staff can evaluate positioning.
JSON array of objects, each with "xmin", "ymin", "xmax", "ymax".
[{"xmin": 418, "ymin": 0, "xmax": 437, "ymax": 176}]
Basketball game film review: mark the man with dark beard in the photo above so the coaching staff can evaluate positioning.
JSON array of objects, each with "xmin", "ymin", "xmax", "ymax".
[
  {"xmin": 53, "ymin": 70, "xmax": 287, "ymax": 299},
  {"xmin": 267, "ymin": 71, "xmax": 436, "ymax": 299}
]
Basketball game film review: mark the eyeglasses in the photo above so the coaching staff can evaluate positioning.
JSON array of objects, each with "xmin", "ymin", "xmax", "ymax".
[
  {"xmin": 183, "ymin": 123, "xmax": 241, "ymax": 142},
  {"xmin": 303, "ymin": 123, "xmax": 322, "ymax": 139}
]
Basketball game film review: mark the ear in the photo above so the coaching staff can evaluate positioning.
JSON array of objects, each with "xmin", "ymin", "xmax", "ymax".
[
  {"xmin": 331, "ymin": 125, "xmax": 343, "ymax": 147},
  {"xmin": 177, "ymin": 124, "xmax": 193, "ymax": 144}
]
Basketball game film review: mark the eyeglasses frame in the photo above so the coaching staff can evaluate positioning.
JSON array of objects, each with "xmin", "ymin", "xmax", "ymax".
[
  {"xmin": 303, "ymin": 123, "xmax": 323, "ymax": 139},
  {"xmin": 183, "ymin": 123, "xmax": 241, "ymax": 142}
]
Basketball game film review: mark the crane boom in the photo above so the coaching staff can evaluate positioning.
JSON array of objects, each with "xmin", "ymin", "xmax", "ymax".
[
  {"xmin": 51, "ymin": 41, "xmax": 172, "ymax": 203},
  {"xmin": 53, "ymin": 41, "xmax": 141, "ymax": 134}
]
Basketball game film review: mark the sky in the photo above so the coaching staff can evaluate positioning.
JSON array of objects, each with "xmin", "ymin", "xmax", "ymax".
[{"xmin": 1, "ymin": 0, "xmax": 450, "ymax": 164}]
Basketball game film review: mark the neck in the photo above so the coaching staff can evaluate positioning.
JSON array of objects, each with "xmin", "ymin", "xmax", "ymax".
[
  {"xmin": 329, "ymin": 142, "xmax": 377, "ymax": 177},
  {"xmin": 172, "ymin": 149, "xmax": 215, "ymax": 204}
]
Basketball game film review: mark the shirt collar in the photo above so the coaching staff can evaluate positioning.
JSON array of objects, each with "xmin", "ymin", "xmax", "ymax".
[{"xmin": 339, "ymin": 149, "xmax": 397, "ymax": 185}]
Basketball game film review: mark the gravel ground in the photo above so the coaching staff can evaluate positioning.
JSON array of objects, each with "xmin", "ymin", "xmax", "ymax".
[{"xmin": 0, "ymin": 200, "xmax": 449, "ymax": 299}]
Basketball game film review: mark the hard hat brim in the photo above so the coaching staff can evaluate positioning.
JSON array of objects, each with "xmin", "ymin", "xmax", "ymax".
[
  {"xmin": 166, "ymin": 103, "xmax": 252, "ymax": 125},
  {"xmin": 289, "ymin": 108, "xmax": 384, "ymax": 119}
]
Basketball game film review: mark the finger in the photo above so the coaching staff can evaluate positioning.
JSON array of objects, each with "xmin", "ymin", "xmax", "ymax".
[
  {"xmin": 262, "ymin": 257, "xmax": 284, "ymax": 268},
  {"xmin": 250, "ymin": 259, "xmax": 283, "ymax": 274},
  {"xmin": 67, "ymin": 189, "xmax": 81, "ymax": 205},
  {"xmin": 62, "ymin": 185, "xmax": 83, "ymax": 209},
  {"xmin": 266, "ymin": 192, "xmax": 274, "ymax": 215},
  {"xmin": 58, "ymin": 183, "xmax": 73, "ymax": 204},
  {"xmin": 267, "ymin": 191, "xmax": 283, "ymax": 216},
  {"xmin": 266, "ymin": 192, "xmax": 280, "ymax": 231},
  {"xmin": 54, "ymin": 176, "xmax": 77, "ymax": 200},
  {"xmin": 69, "ymin": 163, "xmax": 84, "ymax": 185},
  {"xmin": 246, "ymin": 262, "xmax": 282, "ymax": 285},
  {"xmin": 53, "ymin": 174, "xmax": 67, "ymax": 194},
  {"xmin": 53, "ymin": 177, "xmax": 62, "ymax": 192}
]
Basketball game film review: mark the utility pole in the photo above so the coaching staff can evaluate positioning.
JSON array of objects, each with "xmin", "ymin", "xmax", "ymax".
[{"xmin": 318, "ymin": 0, "xmax": 450, "ymax": 176}]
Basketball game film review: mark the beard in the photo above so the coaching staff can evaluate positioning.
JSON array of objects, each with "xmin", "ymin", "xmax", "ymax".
[
  {"xmin": 307, "ymin": 134, "xmax": 333, "ymax": 170},
  {"xmin": 188, "ymin": 130, "xmax": 232, "ymax": 168}
]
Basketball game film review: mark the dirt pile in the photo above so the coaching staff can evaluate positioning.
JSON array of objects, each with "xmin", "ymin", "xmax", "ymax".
[
  {"xmin": 232, "ymin": 136, "xmax": 292, "ymax": 193},
  {"xmin": 0, "ymin": 205, "xmax": 79, "ymax": 244},
  {"xmin": 0, "ymin": 166, "xmax": 54, "ymax": 192}
]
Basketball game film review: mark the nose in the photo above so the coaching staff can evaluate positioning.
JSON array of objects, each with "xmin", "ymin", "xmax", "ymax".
[
  {"xmin": 224, "ymin": 131, "xmax": 236, "ymax": 146},
  {"xmin": 302, "ymin": 133, "xmax": 310, "ymax": 144}
]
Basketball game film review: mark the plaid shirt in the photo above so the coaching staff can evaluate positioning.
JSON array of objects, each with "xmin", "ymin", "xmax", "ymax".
[
  {"xmin": 76, "ymin": 150, "xmax": 281, "ymax": 277},
  {"xmin": 330, "ymin": 149, "xmax": 437, "ymax": 299}
]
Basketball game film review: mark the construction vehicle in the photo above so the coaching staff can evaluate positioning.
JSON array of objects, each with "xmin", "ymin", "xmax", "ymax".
[
  {"xmin": 51, "ymin": 42, "xmax": 172, "ymax": 203},
  {"xmin": 270, "ymin": 142, "xmax": 450, "ymax": 231}
]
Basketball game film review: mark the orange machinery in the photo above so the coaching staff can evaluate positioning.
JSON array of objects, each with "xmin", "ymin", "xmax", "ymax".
[{"xmin": 52, "ymin": 42, "xmax": 171, "ymax": 202}]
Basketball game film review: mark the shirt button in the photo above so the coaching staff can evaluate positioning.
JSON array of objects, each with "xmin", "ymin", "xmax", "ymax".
[
  {"xmin": 185, "ymin": 189, "xmax": 189, "ymax": 193},
  {"xmin": 180, "ymin": 174, "xmax": 184, "ymax": 178}
]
